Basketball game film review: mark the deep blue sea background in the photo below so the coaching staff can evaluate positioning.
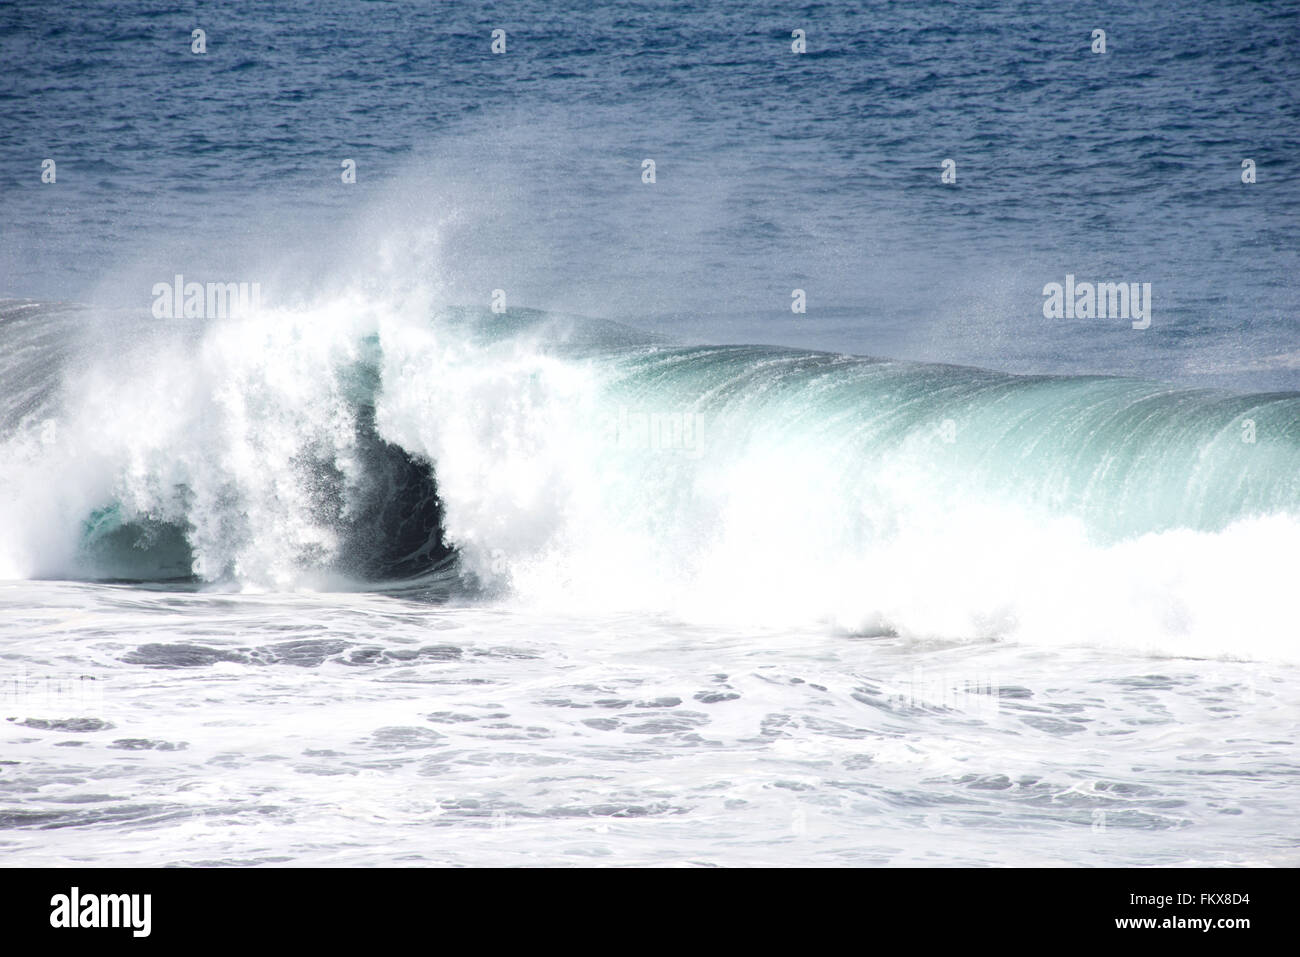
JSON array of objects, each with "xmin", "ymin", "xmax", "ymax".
[{"xmin": 3, "ymin": 0, "xmax": 1298, "ymax": 388}]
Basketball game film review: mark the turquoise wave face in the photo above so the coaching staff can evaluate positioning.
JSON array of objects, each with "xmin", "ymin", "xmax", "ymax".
[
  {"xmin": 79, "ymin": 505, "xmax": 194, "ymax": 581},
  {"xmin": 583, "ymin": 342, "xmax": 1300, "ymax": 542}
]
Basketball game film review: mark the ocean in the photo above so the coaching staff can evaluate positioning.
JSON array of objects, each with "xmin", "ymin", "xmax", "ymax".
[{"xmin": 1, "ymin": 0, "xmax": 1298, "ymax": 867}]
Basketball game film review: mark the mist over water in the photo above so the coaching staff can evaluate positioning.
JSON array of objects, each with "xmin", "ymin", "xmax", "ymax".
[
  {"xmin": 1, "ymin": 0, "xmax": 1298, "ymax": 867},
  {"xmin": 5, "ymin": 0, "xmax": 1299, "ymax": 385}
]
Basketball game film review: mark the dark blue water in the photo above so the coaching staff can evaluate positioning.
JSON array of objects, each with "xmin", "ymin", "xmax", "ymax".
[{"xmin": 3, "ymin": 0, "xmax": 1298, "ymax": 388}]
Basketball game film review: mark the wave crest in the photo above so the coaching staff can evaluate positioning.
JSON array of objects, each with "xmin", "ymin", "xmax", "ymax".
[{"xmin": 1, "ymin": 297, "xmax": 1297, "ymax": 658}]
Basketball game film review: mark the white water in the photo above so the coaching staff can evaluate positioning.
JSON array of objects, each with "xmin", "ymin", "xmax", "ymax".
[
  {"xmin": 2, "ymin": 293, "xmax": 1299, "ymax": 866},
  {"xmin": 2, "ymin": 582, "xmax": 1296, "ymax": 867}
]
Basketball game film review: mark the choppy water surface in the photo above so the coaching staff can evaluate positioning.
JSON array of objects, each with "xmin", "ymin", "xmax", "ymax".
[{"xmin": 2, "ymin": 583, "xmax": 1295, "ymax": 867}]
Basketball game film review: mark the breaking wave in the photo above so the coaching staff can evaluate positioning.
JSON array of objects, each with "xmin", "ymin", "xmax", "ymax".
[{"xmin": 2, "ymin": 296, "xmax": 1298, "ymax": 658}]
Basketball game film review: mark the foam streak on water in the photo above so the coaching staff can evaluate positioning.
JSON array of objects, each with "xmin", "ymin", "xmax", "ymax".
[{"xmin": 2, "ymin": 582, "xmax": 1295, "ymax": 867}]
